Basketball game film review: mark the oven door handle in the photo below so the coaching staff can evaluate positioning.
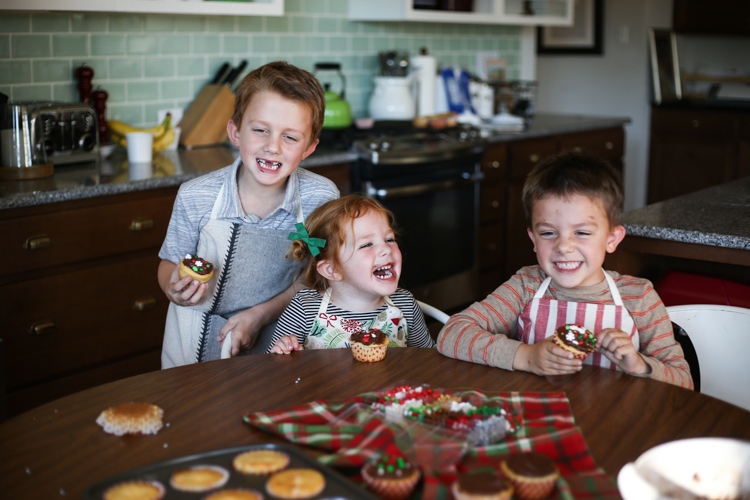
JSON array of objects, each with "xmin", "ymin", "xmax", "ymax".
[{"xmin": 367, "ymin": 171, "xmax": 484, "ymax": 199}]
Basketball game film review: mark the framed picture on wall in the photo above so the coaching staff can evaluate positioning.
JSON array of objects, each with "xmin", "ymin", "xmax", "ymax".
[
  {"xmin": 648, "ymin": 28, "xmax": 682, "ymax": 103},
  {"xmin": 537, "ymin": 0, "xmax": 603, "ymax": 55}
]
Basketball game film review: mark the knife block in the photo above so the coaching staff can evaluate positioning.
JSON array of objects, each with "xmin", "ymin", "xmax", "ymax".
[{"xmin": 179, "ymin": 84, "xmax": 234, "ymax": 147}]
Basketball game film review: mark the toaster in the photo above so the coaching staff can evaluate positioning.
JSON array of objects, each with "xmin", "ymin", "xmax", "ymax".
[{"xmin": 34, "ymin": 102, "xmax": 99, "ymax": 165}]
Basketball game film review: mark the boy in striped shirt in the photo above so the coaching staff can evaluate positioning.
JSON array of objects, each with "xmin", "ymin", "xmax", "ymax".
[{"xmin": 437, "ymin": 151, "xmax": 692, "ymax": 388}]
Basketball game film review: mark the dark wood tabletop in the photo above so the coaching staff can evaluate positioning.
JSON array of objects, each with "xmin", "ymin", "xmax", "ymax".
[{"xmin": 2, "ymin": 348, "xmax": 750, "ymax": 499}]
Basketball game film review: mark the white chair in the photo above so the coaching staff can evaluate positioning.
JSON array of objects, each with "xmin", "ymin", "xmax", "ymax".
[
  {"xmin": 417, "ymin": 300, "xmax": 450, "ymax": 324},
  {"xmin": 666, "ymin": 304, "xmax": 750, "ymax": 412}
]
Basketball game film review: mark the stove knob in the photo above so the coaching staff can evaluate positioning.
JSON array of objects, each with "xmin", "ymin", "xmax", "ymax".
[
  {"xmin": 380, "ymin": 141, "xmax": 390, "ymax": 151},
  {"xmin": 459, "ymin": 131, "xmax": 468, "ymax": 141},
  {"xmin": 369, "ymin": 142, "xmax": 379, "ymax": 150}
]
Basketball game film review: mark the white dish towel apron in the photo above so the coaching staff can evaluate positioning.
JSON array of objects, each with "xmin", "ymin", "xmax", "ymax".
[
  {"xmin": 303, "ymin": 288, "xmax": 409, "ymax": 349},
  {"xmin": 517, "ymin": 272, "xmax": 640, "ymax": 370},
  {"xmin": 162, "ymin": 183, "xmax": 305, "ymax": 368}
]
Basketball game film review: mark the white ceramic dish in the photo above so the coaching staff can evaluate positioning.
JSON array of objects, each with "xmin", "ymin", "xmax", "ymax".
[{"xmin": 618, "ymin": 438, "xmax": 750, "ymax": 500}]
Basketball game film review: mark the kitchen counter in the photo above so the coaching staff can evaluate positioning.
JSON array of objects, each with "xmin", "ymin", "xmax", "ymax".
[
  {"xmin": 622, "ymin": 176, "xmax": 750, "ymax": 251},
  {"xmin": 606, "ymin": 176, "xmax": 750, "ymax": 284},
  {"xmin": 0, "ymin": 113, "xmax": 629, "ymax": 211},
  {"xmin": 486, "ymin": 113, "xmax": 630, "ymax": 143}
]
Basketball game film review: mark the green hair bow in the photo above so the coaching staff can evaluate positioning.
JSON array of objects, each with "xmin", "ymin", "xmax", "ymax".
[{"xmin": 288, "ymin": 222, "xmax": 326, "ymax": 257}]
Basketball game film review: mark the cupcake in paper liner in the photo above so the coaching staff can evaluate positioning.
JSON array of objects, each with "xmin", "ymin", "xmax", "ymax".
[
  {"xmin": 451, "ymin": 472, "xmax": 514, "ymax": 500},
  {"xmin": 500, "ymin": 451, "xmax": 559, "ymax": 500},
  {"xmin": 350, "ymin": 328, "xmax": 389, "ymax": 362},
  {"xmin": 103, "ymin": 480, "xmax": 165, "ymax": 500},
  {"xmin": 361, "ymin": 454, "xmax": 420, "ymax": 500},
  {"xmin": 552, "ymin": 324, "xmax": 597, "ymax": 361}
]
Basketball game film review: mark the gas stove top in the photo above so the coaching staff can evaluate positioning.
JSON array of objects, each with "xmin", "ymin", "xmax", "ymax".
[{"xmin": 353, "ymin": 125, "xmax": 486, "ymax": 165}]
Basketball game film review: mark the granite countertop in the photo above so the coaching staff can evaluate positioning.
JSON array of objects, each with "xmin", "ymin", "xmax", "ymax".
[
  {"xmin": 622, "ymin": 176, "xmax": 750, "ymax": 250},
  {"xmin": 0, "ymin": 113, "xmax": 629, "ymax": 211}
]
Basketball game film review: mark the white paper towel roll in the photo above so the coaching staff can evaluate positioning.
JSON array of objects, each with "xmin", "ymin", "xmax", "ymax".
[{"xmin": 411, "ymin": 55, "xmax": 437, "ymax": 117}]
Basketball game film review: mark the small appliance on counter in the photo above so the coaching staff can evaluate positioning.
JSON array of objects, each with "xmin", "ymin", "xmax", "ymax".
[
  {"xmin": 37, "ymin": 102, "xmax": 100, "ymax": 165},
  {"xmin": 313, "ymin": 62, "xmax": 353, "ymax": 129},
  {"xmin": 0, "ymin": 93, "xmax": 54, "ymax": 180}
]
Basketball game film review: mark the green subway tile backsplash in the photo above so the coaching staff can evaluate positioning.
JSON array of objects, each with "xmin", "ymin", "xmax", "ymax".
[
  {"xmin": 1, "ymin": 9, "xmax": 521, "ymax": 126},
  {"xmin": 12, "ymin": 34, "xmax": 50, "ymax": 58},
  {"xmin": 32, "ymin": 60, "xmax": 71, "ymax": 83},
  {"xmin": 52, "ymin": 35, "xmax": 88, "ymax": 57}
]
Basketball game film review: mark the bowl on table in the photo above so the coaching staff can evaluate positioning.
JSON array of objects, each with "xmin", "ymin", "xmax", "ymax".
[{"xmin": 618, "ymin": 437, "xmax": 750, "ymax": 500}]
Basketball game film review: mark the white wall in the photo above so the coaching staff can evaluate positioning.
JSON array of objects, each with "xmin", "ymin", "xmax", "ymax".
[{"xmin": 535, "ymin": 0, "xmax": 672, "ymax": 211}]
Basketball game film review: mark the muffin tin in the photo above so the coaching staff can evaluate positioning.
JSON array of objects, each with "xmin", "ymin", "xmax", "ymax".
[{"xmin": 84, "ymin": 443, "xmax": 380, "ymax": 499}]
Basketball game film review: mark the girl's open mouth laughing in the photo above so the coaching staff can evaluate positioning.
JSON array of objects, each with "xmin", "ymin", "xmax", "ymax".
[
  {"xmin": 257, "ymin": 158, "xmax": 282, "ymax": 171},
  {"xmin": 373, "ymin": 264, "xmax": 395, "ymax": 280}
]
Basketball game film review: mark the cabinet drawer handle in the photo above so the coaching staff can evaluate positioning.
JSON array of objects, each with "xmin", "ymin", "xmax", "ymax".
[
  {"xmin": 573, "ymin": 146, "xmax": 582, "ymax": 152},
  {"xmin": 605, "ymin": 141, "xmax": 614, "ymax": 150},
  {"xmin": 29, "ymin": 320, "xmax": 57, "ymax": 335},
  {"xmin": 490, "ymin": 200, "xmax": 500, "ymax": 209},
  {"xmin": 130, "ymin": 217, "xmax": 154, "ymax": 231},
  {"xmin": 529, "ymin": 154, "xmax": 540, "ymax": 163},
  {"xmin": 491, "ymin": 160, "xmax": 500, "ymax": 168},
  {"xmin": 133, "ymin": 296, "xmax": 157, "ymax": 312},
  {"xmin": 692, "ymin": 119, "xmax": 700, "ymax": 127},
  {"xmin": 23, "ymin": 235, "xmax": 51, "ymax": 250}
]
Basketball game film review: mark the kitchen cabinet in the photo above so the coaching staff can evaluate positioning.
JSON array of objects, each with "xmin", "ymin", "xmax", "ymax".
[
  {"xmin": 349, "ymin": 0, "xmax": 573, "ymax": 26},
  {"xmin": 0, "ymin": 0, "xmax": 283, "ymax": 16},
  {"xmin": 0, "ymin": 161, "xmax": 350, "ymax": 418},
  {"xmin": 648, "ymin": 107, "xmax": 745, "ymax": 204},
  {"xmin": 673, "ymin": 0, "xmax": 750, "ymax": 36},
  {"xmin": 478, "ymin": 126, "xmax": 625, "ymax": 295}
]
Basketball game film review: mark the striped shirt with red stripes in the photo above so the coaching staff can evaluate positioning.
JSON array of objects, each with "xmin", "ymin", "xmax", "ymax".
[{"xmin": 437, "ymin": 266, "xmax": 693, "ymax": 388}]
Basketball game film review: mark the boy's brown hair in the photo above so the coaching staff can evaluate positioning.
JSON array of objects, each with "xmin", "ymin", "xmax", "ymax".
[
  {"xmin": 522, "ymin": 150, "xmax": 624, "ymax": 227},
  {"xmin": 232, "ymin": 61, "xmax": 325, "ymax": 146},
  {"xmin": 289, "ymin": 196, "xmax": 398, "ymax": 292}
]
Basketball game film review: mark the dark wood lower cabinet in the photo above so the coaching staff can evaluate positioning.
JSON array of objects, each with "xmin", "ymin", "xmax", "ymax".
[
  {"xmin": 1, "ymin": 164, "xmax": 351, "ymax": 419},
  {"xmin": 648, "ymin": 107, "xmax": 747, "ymax": 204}
]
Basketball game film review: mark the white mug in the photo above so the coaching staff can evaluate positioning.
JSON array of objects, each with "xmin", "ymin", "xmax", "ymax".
[{"xmin": 126, "ymin": 132, "xmax": 153, "ymax": 164}]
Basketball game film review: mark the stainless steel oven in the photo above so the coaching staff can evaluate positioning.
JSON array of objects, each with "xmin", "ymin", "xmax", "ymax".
[{"xmin": 353, "ymin": 128, "xmax": 486, "ymax": 312}]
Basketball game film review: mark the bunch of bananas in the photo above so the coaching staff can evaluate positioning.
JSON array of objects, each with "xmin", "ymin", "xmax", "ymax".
[{"xmin": 108, "ymin": 113, "xmax": 175, "ymax": 154}]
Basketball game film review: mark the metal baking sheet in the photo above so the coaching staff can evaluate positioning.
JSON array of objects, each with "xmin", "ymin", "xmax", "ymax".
[{"xmin": 83, "ymin": 442, "xmax": 381, "ymax": 499}]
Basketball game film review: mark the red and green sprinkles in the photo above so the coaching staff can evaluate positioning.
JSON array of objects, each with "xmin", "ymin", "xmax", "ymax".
[
  {"xmin": 374, "ymin": 454, "xmax": 411, "ymax": 477},
  {"xmin": 183, "ymin": 254, "xmax": 212, "ymax": 275},
  {"xmin": 562, "ymin": 324, "xmax": 596, "ymax": 350}
]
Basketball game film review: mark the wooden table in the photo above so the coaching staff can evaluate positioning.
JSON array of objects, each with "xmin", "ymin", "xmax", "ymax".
[{"xmin": 2, "ymin": 349, "xmax": 750, "ymax": 499}]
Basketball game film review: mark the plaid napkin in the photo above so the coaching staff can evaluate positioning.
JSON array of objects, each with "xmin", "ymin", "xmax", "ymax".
[{"xmin": 243, "ymin": 389, "xmax": 621, "ymax": 500}]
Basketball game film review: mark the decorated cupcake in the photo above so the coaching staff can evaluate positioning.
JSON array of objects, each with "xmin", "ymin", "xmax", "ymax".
[
  {"xmin": 179, "ymin": 253, "xmax": 214, "ymax": 284},
  {"xmin": 552, "ymin": 324, "xmax": 597, "ymax": 360},
  {"xmin": 361, "ymin": 454, "xmax": 421, "ymax": 500},
  {"xmin": 350, "ymin": 328, "xmax": 389, "ymax": 362},
  {"xmin": 451, "ymin": 472, "xmax": 514, "ymax": 500},
  {"xmin": 500, "ymin": 451, "xmax": 559, "ymax": 500}
]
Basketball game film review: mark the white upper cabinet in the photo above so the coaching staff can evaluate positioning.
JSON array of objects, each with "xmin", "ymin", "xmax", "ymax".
[
  {"xmin": 0, "ymin": 0, "xmax": 283, "ymax": 16},
  {"xmin": 349, "ymin": 0, "xmax": 573, "ymax": 26}
]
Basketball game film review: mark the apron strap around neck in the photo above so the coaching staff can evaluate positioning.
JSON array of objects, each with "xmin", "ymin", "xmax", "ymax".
[
  {"xmin": 534, "ymin": 277, "xmax": 552, "ymax": 299},
  {"xmin": 603, "ymin": 272, "xmax": 624, "ymax": 306},
  {"xmin": 534, "ymin": 271, "xmax": 623, "ymax": 305}
]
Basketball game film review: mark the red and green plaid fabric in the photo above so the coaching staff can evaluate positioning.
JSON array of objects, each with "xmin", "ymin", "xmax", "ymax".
[{"xmin": 243, "ymin": 389, "xmax": 621, "ymax": 499}]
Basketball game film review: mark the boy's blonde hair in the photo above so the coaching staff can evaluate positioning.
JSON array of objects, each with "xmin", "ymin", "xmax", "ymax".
[
  {"xmin": 289, "ymin": 196, "xmax": 398, "ymax": 292},
  {"xmin": 522, "ymin": 150, "xmax": 624, "ymax": 228},
  {"xmin": 232, "ymin": 61, "xmax": 325, "ymax": 146}
]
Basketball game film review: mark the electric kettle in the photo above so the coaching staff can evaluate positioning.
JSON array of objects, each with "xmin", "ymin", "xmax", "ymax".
[
  {"xmin": 0, "ymin": 93, "xmax": 53, "ymax": 180},
  {"xmin": 313, "ymin": 62, "xmax": 352, "ymax": 129}
]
